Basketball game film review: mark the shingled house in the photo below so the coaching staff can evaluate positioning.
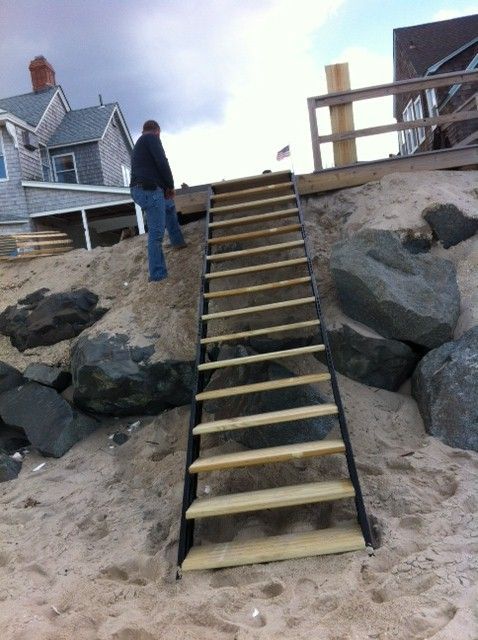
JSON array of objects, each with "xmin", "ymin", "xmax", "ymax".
[
  {"xmin": 393, "ymin": 14, "xmax": 478, "ymax": 155},
  {"xmin": 0, "ymin": 56, "xmax": 144, "ymax": 246}
]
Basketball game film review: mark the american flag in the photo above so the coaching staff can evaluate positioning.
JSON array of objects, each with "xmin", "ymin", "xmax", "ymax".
[{"xmin": 276, "ymin": 145, "xmax": 290, "ymax": 161}]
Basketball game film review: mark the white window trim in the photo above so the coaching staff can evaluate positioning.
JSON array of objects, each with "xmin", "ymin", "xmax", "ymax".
[
  {"xmin": 0, "ymin": 129, "xmax": 8, "ymax": 181},
  {"xmin": 413, "ymin": 95, "xmax": 426, "ymax": 145},
  {"xmin": 121, "ymin": 164, "xmax": 131, "ymax": 187},
  {"xmin": 52, "ymin": 152, "xmax": 79, "ymax": 184}
]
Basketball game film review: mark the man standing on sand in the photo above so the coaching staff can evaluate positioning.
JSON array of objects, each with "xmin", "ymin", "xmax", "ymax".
[{"xmin": 130, "ymin": 120, "xmax": 186, "ymax": 282}]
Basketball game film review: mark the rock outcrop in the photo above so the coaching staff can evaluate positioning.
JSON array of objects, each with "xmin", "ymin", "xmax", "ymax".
[
  {"xmin": 423, "ymin": 203, "xmax": 478, "ymax": 249},
  {"xmin": 0, "ymin": 361, "xmax": 24, "ymax": 393},
  {"xmin": 0, "ymin": 288, "xmax": 107, "ymax": 351},
  {"xmin": 330, "ymin": 229, "xmax": 460, "ymax": 349},
  {"xmin": 23, "ymin": 363, "xmax": 72, "ymax": 391},
  {"xmin": 0, "ymin": 382, "xmax": 99, "ymax": 458},
  {"xmin": 412, "ymin": 326, "xmax": 478, "ymax": 451},
  {"xmin": 71, "ymin": 333, "xmax": 194, "ymax": 415}
]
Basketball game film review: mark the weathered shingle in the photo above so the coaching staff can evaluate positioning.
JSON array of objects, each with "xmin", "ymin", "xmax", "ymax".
[
  {"xmin": 394, "ymin": 14, "xmax": 478, "ymax": 77},
  {"xmin": 0, "ymin": 86, "xmax": 58, "ymax": 126},
  {"xmin": 47, "ymin": 104, "xmax": 116, "ymax": 147}
]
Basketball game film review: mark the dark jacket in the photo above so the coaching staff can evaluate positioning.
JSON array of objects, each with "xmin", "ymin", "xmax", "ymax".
[{"xmin": 130, "ymin": 133, "xmax": 174, "ymax": 190}]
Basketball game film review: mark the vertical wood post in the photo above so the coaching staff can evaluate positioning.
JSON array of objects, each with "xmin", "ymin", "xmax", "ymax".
[
  {"xmin": 134, "ymin": 203, "xmax": 145, "ymax": 234},
  {"xmin": 325, "ymin": 63, "xmax": 357, "ymax": 166},
  {"xmin": 81, "ymin": 209, "xmax": 92, "ymax": 251},
  {"xmin": 308, "ymin": 98, "xmax": 323, "ymax": 171}
]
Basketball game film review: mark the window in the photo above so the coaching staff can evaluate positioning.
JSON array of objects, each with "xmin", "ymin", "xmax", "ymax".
[
  {"xmin": 121, "ymin": 164, "xmax": 131, "ymax": 186},
  {"xmin": 425, "ymin": 88, "xmax": 439, "ymax": 131},
  {"xmin": 53, "ymin": 153, "xmax": 78, "ymax": 183},
  {"xmin": 40, "ymin": 145, "xmax": 52, "ymax": 182},
  {"xmin": 401, "ymin": 95, "xmax": 427, "ymax": 154},
  {"xmin": 413, "ymin": 96, "xmax": 426, "ymax": 144},
  {"xmin": 0, "ymin": 130, "xmax": 8, "ymax": 180},
  {"xmin": 402, "ymin": 99, "xmax": 418, "ymax": 154}
]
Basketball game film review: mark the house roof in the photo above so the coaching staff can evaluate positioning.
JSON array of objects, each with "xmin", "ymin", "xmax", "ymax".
[
  {"xmin": 47, "ymin": 103, "xmax": 119, "ymax": 147},
  {"xmin": 0, "ymin": 86, "xmax": 59, "ymax": 127},
  {"xmin": 394, "ymin": 14, "xmax": 478, "ymax": 77}
]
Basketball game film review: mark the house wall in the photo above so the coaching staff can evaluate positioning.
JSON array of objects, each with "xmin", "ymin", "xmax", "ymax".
[
  {"xmin": 36, "ymin": 91, "xmax": 68, "ymax": 144},
  {"xmin": 17, "ymin": 129, "xmax": 43, "ymax": 181},
  {"xmin": 49, "ymin": 142, "xmax": 104, "ymax": 185},
  {"xmin": 98, "ymin": 115, "xmax": 132, "ymax": 186},
  {"xmin": 0, "ymin": 126, "xmax": 31, "ymax": 230},
  {"xmin": 24, "ymin": 185, "xmax": 129, "ymax": 214}
]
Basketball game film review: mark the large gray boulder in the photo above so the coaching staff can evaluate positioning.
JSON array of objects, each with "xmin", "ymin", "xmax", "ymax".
[
  {"xmin": 0, "ymin": 361, "xmax": 24, "ymax": 393},
  {"xmin": 23, "ymin": 363, "xmax": 71, "ymax": 391},
  {"xmin": 204, "ymin": 345, "xmax": 336, "ymax": 448},
  {"xmin": 0, "ymin": 288, "xmax": 107, "ymax": 352},
  {"xmin": 423, "ymin": 203, "xmax": 478, "ymax": 249},
  {"xmin": 316, "ymin": 322, "xmax": 419, "ymax": 391},
  {"xmin": 0, "ymin": 382, "xmax": 99, "ymax": 457},
  {"xmin": 330, "ymin": 229, "xmax": 460, "ymax": 349},
  {"xmin": 412, "ymin": 326, "xmax": 478, "ymax": 451},
  {"xmin": 71, "ymin": 333, "xmax": 194, "ymax": 416}
]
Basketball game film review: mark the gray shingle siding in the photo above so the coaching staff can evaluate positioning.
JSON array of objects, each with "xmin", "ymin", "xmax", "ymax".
[
  {"xmin": 0, "ymin": 127, "xmax": 31, "ymax": 228},
  {"xmin": 50, "ymin": 143, "xmax": 104, "ymax": 185},
  {"xmin": 36, "ymin": 92, "xmax": 68, "ymax": 144},
  {"xmin": 0, "ymin": 86, "xmax": 58, "ymax": 127},
  {"xmin": 99, "ymin": 116, "xmax": 132, "ymax": 186},
  {"xmin": 25, "ymin": 185, "xmax": 129, "ymax": 214},
  {"xmin": 18, "ymin": 132, "xmax": 42, "ymax": 181}
]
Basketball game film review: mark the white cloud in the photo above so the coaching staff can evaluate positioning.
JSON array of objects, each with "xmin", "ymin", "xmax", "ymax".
[{"xmin": 433, "ymin": 6, "xmax": 478, "ymax": 21}]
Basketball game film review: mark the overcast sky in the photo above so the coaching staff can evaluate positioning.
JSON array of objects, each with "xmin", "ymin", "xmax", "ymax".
[{"xmin": 1, "ymin": 0, "xmax": 477, "ymax": 185}]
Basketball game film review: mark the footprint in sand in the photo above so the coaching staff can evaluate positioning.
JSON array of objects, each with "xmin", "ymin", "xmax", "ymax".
[
  {"xmin": 209, "ymin": 569, "xmax": 269, "ymax": 589},
  {"xmin": 371, "ymin": 572, "xmax": 438, "ymax": 603}
]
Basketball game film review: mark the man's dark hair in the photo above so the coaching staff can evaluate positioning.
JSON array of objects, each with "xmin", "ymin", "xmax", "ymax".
[{"xmin": 143, "ymin": 119, "xmax": 160, "ymax": 132}]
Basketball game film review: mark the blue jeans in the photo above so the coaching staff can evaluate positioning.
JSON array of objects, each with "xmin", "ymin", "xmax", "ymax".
[{"xmin": 130, "ymin": 186, "xmax": 185, "ymax": 281}]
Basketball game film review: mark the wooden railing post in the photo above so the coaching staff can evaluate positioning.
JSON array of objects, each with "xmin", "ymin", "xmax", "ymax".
[
  {"xmin": 325, "ymin": 63, "xmax": 357, "ymax": 166},
  {"xmin": 308, "ymin": 98, "xmax": 323, "ymax": 171}
]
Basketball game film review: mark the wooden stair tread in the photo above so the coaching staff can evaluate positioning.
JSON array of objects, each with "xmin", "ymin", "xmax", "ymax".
[
  {"xmin": 209, "ymin": 208, "xmax": 298, "ymax": 229},
  {"xmin": 211, "ymin": 182, "xmax": 294, "ymax": 204},
  {"xmin": 204, "ymin": 276, "xmax": 311, "ymax": 299},
  {"xmin": 198, "ymin": 344, "xmax": 324, "ymax": 371},
  {"xmin": 185, "ymin": 480, "xmax": 355, "ymax": 519},
  {"xmin": 212, "ymin": 194, "xmax": 296, "ymax": 214},
  {"xmin": 208, "ymin": 223, "xmax": 301, "ymax": 245},
  {"xmin": 206, "ymin": 257, "xmax": 308, "ymax": 279},
  {"xmin": 195, "ymin": 372, "xmax": 331, "ymax": 401},
  {"xmin": 189, "ymin": 439, "xmax": 345, "ymax": 472},
  {"xmin": 200, "ymin": 319, "xmax": 320, "ymax": 345},
  {"xmin": 201, "ymin": 296, "xmax": 314, "ymax": 320},
  {"xmin": 193, "ymin": 403, "xmax": 338, "ymax": 435},
  {"xmin": 207, "ymin": 239, "xmax": 304, "ymax": 262},
  {"xmin": 181, "ymin": 524, "xmax": 365, "ymax": 570},
  {"xmin": 211, "ymin": 170, "xmax": 290, "ymax": 194}
]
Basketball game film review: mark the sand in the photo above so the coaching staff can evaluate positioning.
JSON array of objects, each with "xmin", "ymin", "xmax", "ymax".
[{"xmin": 0, "ymin": 170, "xmax": 477, "ymax": 639}]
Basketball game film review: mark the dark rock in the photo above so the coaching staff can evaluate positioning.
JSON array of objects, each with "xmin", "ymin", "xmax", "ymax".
[
  {"xmin": 316, "ymin": 322, "xmax": 419, "ymax": 391},
  {"xmin": 330, "ymin": 229, "xmax": 460, "ymax": 349},
  {"xmin": 0, "ymin": 452, "xmax": 21, "ymax": 482},
  {"xmin": 71, "ymin": 333, "xmax": 195, "ymax": 415},
  {"xmin": 0, "ymin": 289, "xmax": 107, "ymax": 352},
  {"xmin": 204, "ymin": 346, "xmax": 335, "ymax": 448},
  {"xmin": 112, "ymin": 432, "xmax": 129, "ymax": 445},
  {"xmin": 412, "ymin": 326, "xmax": 478, "ymax": 452},
  {"xmin": 24, "ymin": 363, "xmax": 72, "ymax": 391},
  {"xmin": 0, "ymin": 424, "xmax": 30, "ymax": 454},
  {"xmin": 0, "ymin": 382, "xmax": 99, "ymax": 457},
  {"xmin": 248, "ymin": 334, "xmax": 314, "ymax": 354},
  {"xmin": 423, "ymin": 203, "xmax": 478, "ymax": 248},
  {"xmin": 18, "ymin": 288, "xmax": 50, "ymax": 308},
  {"xmin": 0, "ymin": 361, "xmax": 24, "ymax": 393}
]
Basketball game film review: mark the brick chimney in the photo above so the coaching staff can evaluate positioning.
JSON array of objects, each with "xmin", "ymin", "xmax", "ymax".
[{"xmin": 29, "ymin": 56, "xmax": 56, "ymax": 92}]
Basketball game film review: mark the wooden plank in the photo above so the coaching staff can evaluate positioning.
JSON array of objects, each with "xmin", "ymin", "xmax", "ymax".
[
  {"xmin": 208, "ymin": 223, "xmax": 301, "ymax": 245},
  {"xmin": 206, "ymin": 257, "xmax": 308, "ymax": 279},
  {"xmin": 204, "ymin": 276, "xmax": 311, "ymax": 299},
  {"xmin": 186, "ymin": 480, "xmax": 354, "ymax": 519},
  {"xmin": 201, "ymin": 296, "xmax": 315, "ymax": 320},
  {"xmin": 212, "ymin": 170, "xmax": 290, "ymax": 194},
  {"xmin": 317, "ymin": 110, "xmax": 478, "ymax": 144},
  {"xmin": 189, "ymin": 439, "xmax": 345, "ymax": 473},
  {"xmin": 211, "ymin": 182, "xmax": 294, "ymax": 204},
  {"xmin": 198, "ymin": 344, "xmax": 325, "ymax": 370},
  {"xmin": 193, "ymin": 403, "xmax": 338, "ymax": 435},
  {"xmin": 297, "ymin": 146, "xmax": 478, "ymax": 195},
  {"xmin": 195, "ymin": 372, "xmax": 331, "ymax": 401},
  {"xmin": 200, "ymin": 319, "xmax": 320, "ymax": 345},
  {"xmin": 325, "ymin": 63, "xmax": 357, "ymax": 167},
  {"xmin": 209, "ymin": 208, "xmax": 298, "ymax": 229},
  {"xmin": 207, "ymin": 240, "xmax": 304, "ymax": 262},
  {"xmin": 311, "ymin": 69, "xmax": 478, "ymax": 108},
  {"xmin": 212, "ymin": 194, "xmax": 296, "ymax": 214},
  {"xmin": 308, "ymin": 97, "xmax": 323, "ymax": 171},
  {"xmin": 12, "ymin": 247, "xmax": 73, "ymax": 258},
  {"xmin": 181, "ymin": 524, "xmax": 365, "ymax": 570},
  {"xmin": 14, "ymin": 239, "xmax": 72, "ymax": 248}
]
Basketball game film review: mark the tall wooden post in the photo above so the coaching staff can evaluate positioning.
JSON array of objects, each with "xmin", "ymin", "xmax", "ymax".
[
  {"xmin": 325, "ymin": 63, "xmax": 357, "ymax": 166},
  {"xmin": 308, "ymin": 98, "xmax": 323, "ymax": 171}
]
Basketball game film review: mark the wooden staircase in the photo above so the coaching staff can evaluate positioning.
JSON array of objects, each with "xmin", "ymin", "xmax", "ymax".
[{"xmin": 177, "ymin": 170, "xmax": 374, "ymax": 573}]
